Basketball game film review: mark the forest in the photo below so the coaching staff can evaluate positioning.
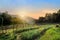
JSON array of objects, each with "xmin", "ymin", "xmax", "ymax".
[{"xmin": 36, "ymin": 9, "xmax": 60, "ymax": 24}]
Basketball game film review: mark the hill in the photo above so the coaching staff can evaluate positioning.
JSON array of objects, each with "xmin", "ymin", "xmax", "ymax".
[{"xmin": 39, "ymin": 27, "xmax": 60, "ymax": 40}]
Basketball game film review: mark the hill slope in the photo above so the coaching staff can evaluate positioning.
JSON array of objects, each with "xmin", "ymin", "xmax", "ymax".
[{"xmin": 39, "ymin": 27, "xmax": 60, "ymax": 40}]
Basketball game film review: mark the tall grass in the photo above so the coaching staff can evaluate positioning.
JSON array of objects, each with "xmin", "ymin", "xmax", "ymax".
[
  {"xmin": 0, "ymin": 24, "xmax": 56, "ymax": 40},
  {"xmin": 39, "ymin": 27, "xmax": 60, "ymax": 40},
  {"xmin": 20, "ymin": 27, "xmax": 44, "ymax": 40}
]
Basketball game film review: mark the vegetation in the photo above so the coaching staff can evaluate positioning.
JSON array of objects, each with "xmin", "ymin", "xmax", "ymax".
[
  {"xmin": 0, "ymin": 9, "xmax": 60, "ymax": 40},
  {"xmin": 35, "ymin": 9, "xmax": 60, "ymax": 24},
  {"xmin": 39, "ymin": 27, "xmax": 60, "ymax": 40},
  {"xmin": 0, "ymin": 24, "xmax": 56, "ymax": 40},
  {"xmin": 0, "ymin": 11, "xmax": 24, "ymax": 26}
]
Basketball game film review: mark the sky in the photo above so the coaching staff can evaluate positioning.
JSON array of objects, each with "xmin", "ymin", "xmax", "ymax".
[{"xmin": 0, "ymin": 0, "xmax": 60, "ymax": 19}]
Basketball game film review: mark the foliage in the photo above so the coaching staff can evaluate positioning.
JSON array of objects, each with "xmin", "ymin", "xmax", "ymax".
[
  {"xmin": 0, "ymin": 11, "xmax": 24, "ymax": 26},
  {"xmin": 35, "ymin": 9, "xmax": 60, "ymax": 24},
  {"xmin": 39, "ymin": 27, "xmax": 60, "ymax": 40}
]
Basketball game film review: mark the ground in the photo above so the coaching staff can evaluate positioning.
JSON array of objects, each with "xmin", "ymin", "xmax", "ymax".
[{"xmin": 0, "ymin": 24, "xmax": 60, "ymax": 40}]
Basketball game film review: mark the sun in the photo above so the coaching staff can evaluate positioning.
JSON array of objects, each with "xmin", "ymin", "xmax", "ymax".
[
  {"xmin": 20, "ymin": 12, "xmax": 25, "ymax": 17},
  {"xmin": 17, "ymin": 11, "xmax": 27, "ymax": 18}
]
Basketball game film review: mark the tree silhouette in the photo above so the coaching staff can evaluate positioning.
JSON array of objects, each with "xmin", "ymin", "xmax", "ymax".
[{"xmin": 35, "ymin": 9, "xmax": 60, "ymax": 24}]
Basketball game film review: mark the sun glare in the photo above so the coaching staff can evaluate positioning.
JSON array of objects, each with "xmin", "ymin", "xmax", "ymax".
[
  {"xmin": 17, "ymin": 11, "xmax": 27, "ymax": 18},
  {"xmin": 20, "ymin": 12, "xmax": 25, "ymax": 17}
]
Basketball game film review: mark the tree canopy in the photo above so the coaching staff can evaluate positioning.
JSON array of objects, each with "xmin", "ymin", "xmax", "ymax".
[
  {"xmin": 0, "ymin": 11, "xmax": 24, "ymax": 26},
  {"xmin": 35, "ymin": 9, "xmax": 60, "ymax": 24}
]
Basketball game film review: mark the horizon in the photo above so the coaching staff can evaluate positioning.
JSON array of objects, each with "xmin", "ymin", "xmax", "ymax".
[{"xmin": 0, "ymin": 0, "xmax": 60, "ymax": 19}]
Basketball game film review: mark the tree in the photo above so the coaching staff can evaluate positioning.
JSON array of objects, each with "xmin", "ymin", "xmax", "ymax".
[
  {"xmin": 35, "ymin": 9, "xmax": 60, "ymax": 24},
  {"xmin": 0, "ymin": 11, "xmax": 24, "ymax": 26}
]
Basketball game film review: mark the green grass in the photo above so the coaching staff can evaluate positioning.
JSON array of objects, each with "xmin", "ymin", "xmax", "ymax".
[
  {"xmin": 0, "ymin": 25, "xmax": 40, "ymax": 40},
  {"xmin": 20, "ymin": 27, "xmax": 44, "ymax": 40},
  {"xmin": 0, "ymin": 24, "xmax": 58, "ymax": 40},
  {"xmin": 39, "ymin": 27, "xmax": 60, "ymax": 40}
]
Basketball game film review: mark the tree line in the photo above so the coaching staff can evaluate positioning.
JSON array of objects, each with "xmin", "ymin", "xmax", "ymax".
[
  {"xmin": 0, "ymin": 9, "xmax": 60, "ymax": 25},
  {"xmin": 0, "ymin": 11, "xmax": 24, "ymax": 26},
  {"xmin": 35, "ymin": 9, "xmax": 60, "ymax": 24}
]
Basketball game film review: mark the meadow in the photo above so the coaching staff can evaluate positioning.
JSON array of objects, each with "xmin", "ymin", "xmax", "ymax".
[{"xmin": 0, "ymin": 24, "xmax": 58, "ymax": 40}]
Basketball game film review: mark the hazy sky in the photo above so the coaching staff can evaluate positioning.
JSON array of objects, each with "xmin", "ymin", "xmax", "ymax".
[{"xmin": 0, "ymin": 0, "xmax": 60, "ymax": 19}]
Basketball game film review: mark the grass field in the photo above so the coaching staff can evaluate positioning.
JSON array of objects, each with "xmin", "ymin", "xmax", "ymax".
[{"xmin": 0, "ymin": 24, "xmax": 60, "ymax": 40}]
